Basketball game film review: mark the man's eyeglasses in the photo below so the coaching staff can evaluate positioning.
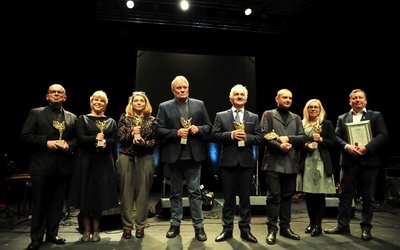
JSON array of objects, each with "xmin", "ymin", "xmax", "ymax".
[
  {"xmin": 48, "ymin": 90, "xmax": 65, "ymax": 94},
  {"xmin": 308, "ymin": 106, "xmax": 320, "ymax": 109}
]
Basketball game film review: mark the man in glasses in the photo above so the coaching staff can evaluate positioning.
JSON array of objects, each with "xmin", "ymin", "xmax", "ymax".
[{"xmin": 20, "ymin": 84, "xmax": 77, "ymax": 250}]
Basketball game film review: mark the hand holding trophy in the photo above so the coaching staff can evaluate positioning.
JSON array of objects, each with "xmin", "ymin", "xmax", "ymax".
[
  {"xmin": 180, "ymin": 117, "xmax": 192, "ymax": 144},
  {"xmin": 132, "ymin": 116, "xmax": 143, "ymax": 140},
  {"xmin": 95, "ymin": 120, "xmax": 107, "ymax": 148},
  {"xmin": 233, "ymin": 120, "xmax": 245, "ymax": 147},
  {"xmin": 264, "ymin": 129, "xmax": 279, "ymax": 141},
  {"xmin": 311, "ymin": 123, "xmax": 322, "ymax": 148},
  {"xmin": 53, "ymin": 121, "xmax": 65, "ymax": 147}
]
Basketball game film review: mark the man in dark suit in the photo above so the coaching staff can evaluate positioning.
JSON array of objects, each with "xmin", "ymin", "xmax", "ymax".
[
  {"xmin": 211, "ymin": 84, "xmax": 264, "ymax": 243},
  {"xmin": 155, "ymin": 75, "xmax": 212, "ymax": 241},
  {"xmin": 325, "ymin": 89, "xmax": 388, "ymax": 241},
  {"xmin": 20, "ymin": 84, "xmax": 77, "ymax": 250},
  {"xmin": 260, "ymin": 88, "xmax": 307, "ymax": 245}
]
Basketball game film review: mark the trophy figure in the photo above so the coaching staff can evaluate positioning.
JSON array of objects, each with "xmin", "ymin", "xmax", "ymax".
[
  {"xmin": 180, "ymin": 117, "xmax": 192, "ymax": 145},
  {"xmin": 264, "ymin": 129, "xmax": 279, "ymax": 141},
  {"xmin": 53, "ymin": 121, "xmax": 65, "ymax": 147},
  {"xmin": 311, "ymin": 123, "xmax": 322, "ymax": 148},
  {"xmin": 95, "ymin": 120, "xmax": 107, "ymax": 148},
  {"xmin": 132, "ymin": 116, "xmax": 143, "ymax": 140},
  {"xmin": 233, "ymin": 120, "xmax": 245, "ymax": 147}
]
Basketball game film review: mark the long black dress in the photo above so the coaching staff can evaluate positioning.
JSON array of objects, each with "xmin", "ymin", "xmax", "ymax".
[{"xmin": 68, "ymin": 114, "xmax": 119, "ymax": 211}]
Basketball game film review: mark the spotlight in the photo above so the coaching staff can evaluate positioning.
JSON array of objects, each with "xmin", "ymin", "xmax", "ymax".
[
  {"xmin": 180, "ymin": 0, "xmax": 189, "ymax": 11},
  {"xmin": 126, "ymin": 0, "xmax": 134, "ymax": 9},
  {"xmin": 245, "ymin": 8, "xmax": 252, "ymax": 16}
]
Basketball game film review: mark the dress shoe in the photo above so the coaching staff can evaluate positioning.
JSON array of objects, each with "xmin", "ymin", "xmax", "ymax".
[
  {"xmin": 195, "ymin": 227, "xmax": 207, "ymax": 241},
  {"xmin": 136, "ymin": 228, "xmax": 144, "ymax": 238},
  {"xmin": 45, "ymin": 235, "xmax": 66, "ymax": 244},
  {"xmin": 166, "ymin": 225, "xmax": 180, "ymax": 238},
  {"xmin": 324, "ymin": 225, "xmax": 350, "ymax": 235},
  {"xmin": 266, "ymin": 231, "xmax": 276, "ymax": 245},
  {"xmin": 361, "ymin": 229, "xmax": 372, "ymax": 241},
  {"xmin": 280, "ymin": 228, "xmax": 300, "ymax": 240},
  {"xmin": 27, "ymin": 241, "xmax": 42, "ymax": 250},
  {"xmin": 305, "ymin": 224, "xmax": 314, "ymax": 234},
  {"xmin": 215, "ymin": 231, "xmax": 233, "ymax": 242},
  {"xmin": 240, "ymin": 231, "xmax": 258, "ymax": 243},
  {"xmin": 311, "ymin": 225, "xmax": 322, "ymax": 237},
  {"xmin": 122, "ymin": 228, "xmax": 132, "ymax": 239}
]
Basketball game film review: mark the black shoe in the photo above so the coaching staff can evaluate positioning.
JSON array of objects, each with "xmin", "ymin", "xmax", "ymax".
[
  {"xmin": 280, "ymin": 228, "xmax": 300, "ymax": 240},
  {"xmin": 311, "ymin": 225, "xmax": 322, "ymax": 237},
  {"xmin": 195, "ymin": 227, "xmax": 207, "ymax": 241},
  {"xmin": 240, "ymin": 231, "xmax": 258, "ymax": 243},
  {"xmin": 305, "ymin": 224, "xmax": 314, "ymax": 234},
  {"xmin": 324, "ymin": 225, "xmax": 350, "ymax": 235},
  {"xmin": 122, "ymin": 228, "xmax": 132, "ymax": 239},
  {"xmin": 27, "ymin": 241, "xmax": 42, "ymax": 250},
  {"xmin": 45, "ymin": 236, "xmax": 66, "ymax": 244},
  {"xmin": 266, "ymin": 231, "xmax": 276, "ymax": 245},
  {"xmin": 215, "ymin": 231, "xmax": 233, "ymax": 242},
  {"xmin": 166, "ymin": 225, "xmax": 180, "ymax": 238},
  {"xmin": 361, "ymin": 229, "xmax": 372, "ymax": 241}
]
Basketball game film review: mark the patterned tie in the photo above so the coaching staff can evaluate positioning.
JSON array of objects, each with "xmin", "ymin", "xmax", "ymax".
[{"xmin": 234, "ymin": 110, "xmax": 241, "ymax": 123}]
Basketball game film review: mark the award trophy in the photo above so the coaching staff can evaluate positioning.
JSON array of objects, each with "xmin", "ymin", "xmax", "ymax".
[
  {"xmin": 233, "ymin": 120, "xmax": 245, "ymax": 147},
  {"xmin": 53, "ymin": 121, "xmax": 65, "ymax": 147},
  {"xmin": 132, "ymin": 116, "xmax": 143, "ymax": 140},
  {"xmin": 180, "ymin": 117, "xmax": 192, "ymax": 145},
  {"xmin": 311, "ymin": 123, "xmax": 322, "ymax": 148},
  {"xmin": 95, "ymin": 120, "xmax": 107, "ymax": 148},
  {"xmin": 264, "ymin": 129, "xmax": 279, "ymax": 141}
]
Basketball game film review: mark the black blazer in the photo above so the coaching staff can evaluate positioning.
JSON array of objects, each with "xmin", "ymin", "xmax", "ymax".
[
  {"xmin": 211, "ymin": 109, "xmax": 264, "ymax": 168},
  {"xmin": 155, "ymin": 98, "xmax": 212, "ymax": 164},
  {"xmin": 335, "ymin": 110, "xmax": 388, "ymax": 167},
  {"xmin": 20, "ymin": 105, "xmax": 77, "ymax": 175}
]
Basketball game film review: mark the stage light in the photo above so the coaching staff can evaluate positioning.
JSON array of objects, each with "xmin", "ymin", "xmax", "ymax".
[
  {"xmin": 180, "ymin": 0, "xmax": 189, "ymax": 11},
  {"xmin": 245, "ymin": 8, "xmax": 252, "ymax": 16},
  {"xmin": 126, "ymin": 0, "xmax": 134, "ymax": 9}
]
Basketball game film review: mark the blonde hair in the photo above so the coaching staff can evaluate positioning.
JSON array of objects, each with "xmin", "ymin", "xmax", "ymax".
[
  {"xmin": 125, "ymin": 92, "xmax": 152, "ymax": 117},
  {"xmin": 302, "ymin": 99, "xmax": 326, "ymax": 126},
  {"xmin": 90, "ymin": 90, "xmax": 108, "ymax": 111}
]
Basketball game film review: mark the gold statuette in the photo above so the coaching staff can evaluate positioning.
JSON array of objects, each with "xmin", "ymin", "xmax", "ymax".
[
  {"xmin": 233, "ymin": 120, "xmax": 245, "ymax": 147},
  {"xmin": 311, "ymin": 123, "xmax": 322, "ymax": 148},
  {"xmin": 180, "ymin": 117, "xmax": 192, "ymax": 144},
  {"xmin": 264, "ymin": 129, "xmax": 279, "ymax": 141},
  {"xmin": 95, "ymin": 120, "xmax": 107, "ymax": 148},
  {"xmin": 132, "ymin": 116, "xmax": 143, "ymax": 140},
  {"xmin": 53, "ymin": 121, "xmax": 65, "ymax": 147}
]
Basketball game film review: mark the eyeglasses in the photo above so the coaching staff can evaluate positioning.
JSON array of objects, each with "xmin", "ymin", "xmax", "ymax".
[
  {"xmin": 308, "ymin": 106, "xmax": 320, "ymax": 109},
  {"xmin": 48, "ymin": 90, "xmax": 65, "ymax": 94}
]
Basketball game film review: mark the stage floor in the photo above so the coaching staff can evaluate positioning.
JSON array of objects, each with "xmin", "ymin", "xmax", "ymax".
[{"xmin": 1, "ymin": 191, "xmax": 400, "ymax": 250}]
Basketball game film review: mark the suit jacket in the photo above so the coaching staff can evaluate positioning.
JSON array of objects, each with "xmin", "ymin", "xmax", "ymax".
[
  {"xmin": 211, "ymin": 109, "xmax": 264, "ymax": 168},
  {"xmin": 260, "ymin": 109, "xmax": 307, "ymax": 174},
  {"xmin": 300, "ymin": 119, "xmax": 337, "ymax": 177},
  {"xmin": 20, "ymin": 105, "xmax": 77, "ymax": 175},
  {"xmin": 155, "ymin": 98, "xmax": 212, "ymax": 164},
  {"xmin": 335, "ymin": 109, "xmax": 388, "ymax": 167}
]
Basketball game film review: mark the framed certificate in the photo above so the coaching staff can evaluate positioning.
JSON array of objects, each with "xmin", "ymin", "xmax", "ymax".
[{"xmin": 345, "ymin": 120, "xmax": 372, "ymax": 146}]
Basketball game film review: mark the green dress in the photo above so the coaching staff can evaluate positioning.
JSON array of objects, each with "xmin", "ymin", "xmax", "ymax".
[{"xmin": 301, "ymin": 125, "xmax": 336, "ymax": 194}]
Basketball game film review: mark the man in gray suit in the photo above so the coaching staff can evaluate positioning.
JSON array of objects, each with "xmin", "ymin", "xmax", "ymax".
[
  {"xmin": 155, "ymin": 75, "xmax": 212, "ymax": 241},
  {"xmin": 260, "ymin": 88, "xmax": 307, "ymax": 245},
  {"xmin": 325, "ymin": 89, "xmax": 388, "ymax": 241},
  {"xmin": 211, "ymin": 84, "xmax": 264, "ymax": 243},
  {"xmin": 20, "ymin": 84, "xmax": 77, "ymax": 250}
]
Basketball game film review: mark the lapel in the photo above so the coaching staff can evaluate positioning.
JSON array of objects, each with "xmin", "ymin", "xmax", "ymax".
[
  {"xmin": 360, "ymin": 110, "xmax": 369, "ymax": 121},
  {"xmin": 345, "ymin": 112, "xmax": 353, "ymax": 123}
]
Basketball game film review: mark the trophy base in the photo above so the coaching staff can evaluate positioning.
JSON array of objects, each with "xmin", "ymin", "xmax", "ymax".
[
  {"xmin": 238, "ymin": 141, "xmax": 245, "ymax": 147},
  {"xmin": 134, "ymin": 134, "xmax": 142, "ymax": 140},
  {"xmin": 180, "ymin": 138, "xmax": 187, "ymax": 145},
  {"xmin": 97, "ymin": 140, "xmax": 105, "ymax": 148},
  {"xmin": 311, "ymin": 142, "xmax": 318, "ymax": 148},
  {"xmin": 56, "ymin": 140, "xmax": 65, "ymax": 147}
]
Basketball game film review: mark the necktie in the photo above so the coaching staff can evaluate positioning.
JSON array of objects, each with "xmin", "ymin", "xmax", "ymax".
[{"xmin": 234, "ymin": 110, "xmax": 241, "ymax": 123}]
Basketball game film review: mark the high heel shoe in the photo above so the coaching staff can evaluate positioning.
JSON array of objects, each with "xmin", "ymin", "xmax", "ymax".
[
  {"xmin": 81, "ymin": 232, "xmax": 90, "ymax": 242},
  {"xmin": 91, "ymin": 232, "xmax": 101, "ymax": 242}
]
